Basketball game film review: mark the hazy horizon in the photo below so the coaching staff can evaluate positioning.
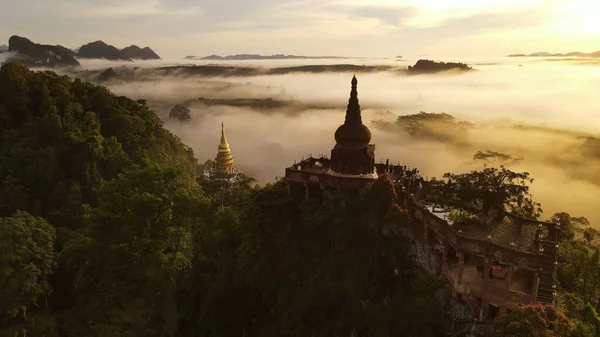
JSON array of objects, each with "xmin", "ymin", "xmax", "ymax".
[
  {"xmin": 36, "ymin": 55, "xmax": 600, "ymax": 225},
  {"xmin": 1, "ymin": 0, "xmax": 600, "ymax": 58}
]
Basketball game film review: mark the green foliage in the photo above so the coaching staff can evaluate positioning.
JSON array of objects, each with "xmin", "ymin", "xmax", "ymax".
[
  {"xmin": 0, "ymin": 62, "xmax": 200, "ymax": 336},
  {"xmin": 442, "ymin": 166, "xmax": 542, "ymax": 220},
  {"xmin": 550, "ymin": 212, "xmax": 590, "ymax": 242},
  {"xmin": 447, "ymin": 208, "xmax": 475, "ymax": 224},
  {"xmin": 491, "ymin": 303, "xmax": 572, "ymax": 337},
  {"xmin": 59, "ymin": 166, "xmax": 207, "ymax": 336},
  {"xmin": 0, "ymin": 62, "xmax": 458, "ymax": 336},
  {"xmin": 395, "ymin": 111, "xmax": 473, "ymax": 142},
  {"xmin": 553, "ymin": 212, "xmax": 600, "ymax": 337},
  {"xmin": 408, "ymin": 59, "xmax": 473, "ymax": 73},
  {"xmin": 0, "ymin": 61, "xmax": 197, "ymax": 227},
  {"xmin": 182, "ymin": 97, "xmax": 288, "ymax": 110},
  {"xmin": 557, "ymin": 240, "xmax": 600, "ymax": 305},
  {"xmin": 169, "ymin": 103, "xmax": 191, "ymax": 121},
  {"xmin": 474, "ymin": 150, "xmax": 523, "ymax": 165},
  {"xmin": 178, "ymin": 177, "xmax": 443, "ymax": 337},
  {"xmin": 197, "ymin": 159, "xmax": 256, "ymax": 210},
  {"xmin": 0, "ymin": 211, "xmax": 55, "ymax": 335},
  {"xmin": 97, "ymin": 67, "xmax": 118, "ymax": 82}
]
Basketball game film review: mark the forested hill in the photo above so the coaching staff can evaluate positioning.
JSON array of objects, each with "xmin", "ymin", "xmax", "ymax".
[
  {"xmin": 3, "ymin": 61, "xmax": 600, "ymax": 337},
  {"xmin": 0, "ymin": 60, "xmax": 446, "ymax": 336}
]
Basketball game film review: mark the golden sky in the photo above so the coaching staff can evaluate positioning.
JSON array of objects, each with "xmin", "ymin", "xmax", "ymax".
[{"xmin": 1, "ymin": 0, "xmax": 599, "ymax": 57}]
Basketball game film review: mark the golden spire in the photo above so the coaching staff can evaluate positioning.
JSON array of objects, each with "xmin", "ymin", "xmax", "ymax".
[{"xmin": 215, "ymin": 122, "xmax": 234, "ymax": 173}]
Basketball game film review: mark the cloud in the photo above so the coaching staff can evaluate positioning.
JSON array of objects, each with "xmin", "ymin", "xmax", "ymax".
[{"xmin": 0, "ymin": 0, "xmax": 594, "ymax": 59}]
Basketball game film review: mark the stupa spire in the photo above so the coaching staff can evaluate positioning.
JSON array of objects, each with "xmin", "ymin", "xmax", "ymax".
[
  {"xmin": 344, "ymin": 75, "xmax": 362, "ymax": 126},
  {"xmin": 215, "ymin": 122, "xmax": 234, "ymax": 173}
]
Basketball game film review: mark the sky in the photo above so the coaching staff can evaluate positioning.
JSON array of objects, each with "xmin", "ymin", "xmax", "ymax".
[{"xmin": 1, "ymin": 0, "xmax": 599, "ymax": 58}]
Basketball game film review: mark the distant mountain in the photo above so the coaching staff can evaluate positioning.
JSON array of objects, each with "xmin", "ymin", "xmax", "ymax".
[
  {"xmin": 77, "ymin": 41, "xmax": 161, "ymax": 60},
  {"xmin": 0, "ymin": 44, "xmax": 8, "ymax": 53},
  {"xmin": 508, "ymin": 50, "xmax": 600, "ymax": 57},
  {"xmin": 120, "ymin": 45, "xmax": 161, "ymax": 60},
  {"xmin": 78, "ymin": 41, "xmax": 132, "ymax": 61},
  {"xmin": 7, "ymin": 35, "xmax": 80, "ymax": 67},
  {"xmin": 185, "ymin": 54, "xmax": 348, "ymax": 60}
]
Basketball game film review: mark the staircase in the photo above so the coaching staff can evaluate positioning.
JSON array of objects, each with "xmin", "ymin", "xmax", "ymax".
[{"xmin": 537, "ymin": 238, "xmax": 558, "ymax": 305}]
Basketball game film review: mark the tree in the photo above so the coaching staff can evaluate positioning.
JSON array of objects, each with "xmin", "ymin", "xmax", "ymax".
[
  {"xmin": 0, "ymin": 211, "xmax": 55, "ymax": 335},
  {"xmin": 549, "ymin": 212, "xmax": 590, "ymax": 242},
  {"xmin": 169, "ymin": 104, "xmax": 191, "ymax": 121},
  {"xmin": 442, "ymin": 166, "xmax": 542, "ymax": 220},
  {"xmin": 557, "ymin": 241, "xmax": 600, "ymax": 306},
  {"xmin": 97, "ymin": 67, "xmax": 117, "ymax": 82},
  {"xmin": 447, "ymin": 209, "xmax": 475, "ymax": 225},
  {"xmin": 177, "ymin": 179, "xmax": 444, "ymax": 337},
  {"xmin": 197, "ymin": 160, "xmax": 256, "ymax": 210},
  {"xmin": 395, "ymin": 111, "xmax": 474, "ymax": 143},
  {"xmin": 492, "ymin": 303, "xmax": 572, "ymax": 337},
  {"xmin": 473, "ymin": 150, "xmax": 523, "ymax": 165},
  {"xmin": 59, "ymin": 166, "xmax": 208, "ymax": 336}
]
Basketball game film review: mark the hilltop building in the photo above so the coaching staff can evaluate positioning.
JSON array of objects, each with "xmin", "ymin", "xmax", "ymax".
[
  {"xmin": 215, "ymin": 122, "xmax": 234, "ymax": 173},
  {"xmin": 284, "ymin": 75, "xmax": 559, "ymax": 323}
]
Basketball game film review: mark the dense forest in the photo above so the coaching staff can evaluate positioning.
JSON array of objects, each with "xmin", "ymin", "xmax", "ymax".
[
  {"xmin": 0, "ymin": 61, "xmax": 444, "ymax": 337},
  {"xmin": 1, "ymin": 61, "xmax": 600, "ymax": 337}
]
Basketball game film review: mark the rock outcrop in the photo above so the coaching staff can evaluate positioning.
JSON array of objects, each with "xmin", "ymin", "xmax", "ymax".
[
  {"xmin": 407, "ymin": 59, "xmax": 473, "ymax": 74},
  {"xmin": 120, "ymin": 45, "xmax": 161, "ymax": 60},
  {"xmin": 7, "ymin": 35, "xmax": 80, "ymax": 67},
  {"xmin": 77, "ymin": 41, "xmax": 161, "ymax": 61},
  {"xmin": 77, "ymin": 41, "xmax": 131, "ymax": 61}
]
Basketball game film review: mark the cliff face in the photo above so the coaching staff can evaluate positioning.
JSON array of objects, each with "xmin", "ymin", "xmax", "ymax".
[
  {"xmin": 120, "ymin": 45, "xmax": 161, "ymax": 60},
  {"xmin": 77, "ymin": 41, "xmax": 131, "ymax": 61},
  {"xmin": 8, "ymin": 35, "xmax": 80, "ymax": 67}
]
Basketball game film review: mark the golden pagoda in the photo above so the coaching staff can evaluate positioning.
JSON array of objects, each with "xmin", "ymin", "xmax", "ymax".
[{"xmin": 215, "ymin": 122, "xmax": 234, "ymax": 173}]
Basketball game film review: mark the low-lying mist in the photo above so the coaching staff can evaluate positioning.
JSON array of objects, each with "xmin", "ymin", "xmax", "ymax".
[{"xmin": 55, "ymin": 57, "xmax": 600, "ymax": 225}]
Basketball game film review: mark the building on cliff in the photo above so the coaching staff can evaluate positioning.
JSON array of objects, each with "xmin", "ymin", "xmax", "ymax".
[
  {"xmin": 215, "ymin": 122, "xmax": 235, "ymax": 173},
  {"xmin": 284, "ymin": 75, "xmax": 560, "ymax": 322},
  {"xmin": 284, "ymin": 75, "xmax": 410, "ymax": 199}
]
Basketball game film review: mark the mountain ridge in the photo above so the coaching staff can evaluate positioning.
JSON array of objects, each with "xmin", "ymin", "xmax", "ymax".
[
  {"xmin": 7, "ymin": 35, "xmax": 80, "ymax": 67},
  {"xmin": 508, "ymin": 50, "xmax": 600, "ymax": 57},
  {"xmin": 184, "ymin": 53, "xmax": 351, "ymax": 60},
  {"xmin": 77, "ymin": 40, "xmax": 161, "ymax": 60}
]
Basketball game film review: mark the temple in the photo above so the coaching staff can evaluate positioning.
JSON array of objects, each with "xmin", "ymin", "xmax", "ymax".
[
  {"xmin": 285, "ymin": 76, "xmax": 382, "ymax": 199},
  {"xmin": 215, "ymin": 122, "xmax": 234, "ymax": 173},
  {"xmin": 330, "ymin": 75, "xmax": 376, "ymax": 175},
  {"xmin": 284, "ymin": 75, "xmax": 560, "ymax": 323}
]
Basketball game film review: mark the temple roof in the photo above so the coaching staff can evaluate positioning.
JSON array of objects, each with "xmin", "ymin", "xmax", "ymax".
[{"xmin": 334, "ymin": 75, "xmax": 372, "ymax": 147}]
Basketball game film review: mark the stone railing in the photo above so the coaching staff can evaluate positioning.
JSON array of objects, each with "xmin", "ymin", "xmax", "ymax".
[{"xmin": 408, "ymin": 196, "xmax": 545, "ymax": 269}]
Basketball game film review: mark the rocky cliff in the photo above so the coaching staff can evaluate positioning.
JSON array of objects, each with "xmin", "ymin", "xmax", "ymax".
[
  {"xmin": 7, "ymin": 35, "xmax": 80, "ymax": 67},
  {"xmin": 77, "ymin": 41, "xmax": 160, "ymax": 60},
  {"xmin": 77, "ymin": 41, "xmax": 131, "ymax": 61},
  {"xmin": 120, "ymin": 45, "xmax": 161, "ymax": 60}
]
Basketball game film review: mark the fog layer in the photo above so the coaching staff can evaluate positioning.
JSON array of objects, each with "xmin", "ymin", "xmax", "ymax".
[{"xmin": 58, "ymin": 58, "xmax": 600, "ymax": 225}]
